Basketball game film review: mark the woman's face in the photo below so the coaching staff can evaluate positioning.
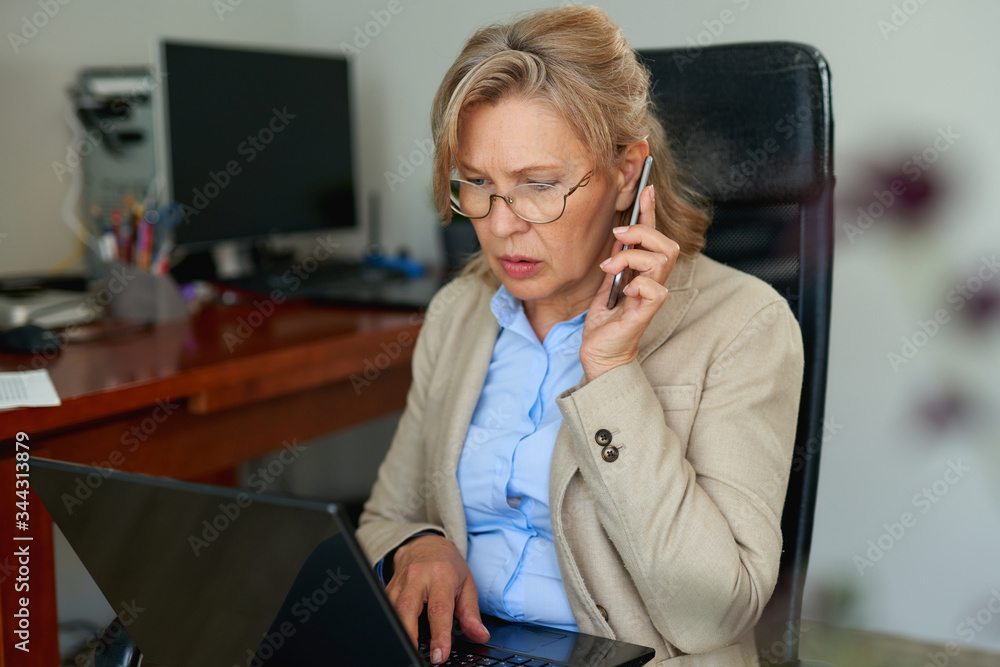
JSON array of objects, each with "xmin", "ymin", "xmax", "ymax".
[{"xmin": 456, "ymin": 97, "xmax": 628, "ymax": 319}]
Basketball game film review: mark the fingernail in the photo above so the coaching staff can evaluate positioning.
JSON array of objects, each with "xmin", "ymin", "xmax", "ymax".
[
  {"xmin": 431, "ymin": 648, "xmax": 442, "ymax": 664},
  {"xmin": 600, "ymin": 257, "xmax": 611, "ymax": 268},
  {"xmin": 648, "ymin": 184, "xmax": 655, "ymax": 200},
  {"xmin": 613, "ymin": 226, "xmax": 628, "ymax": 234}
]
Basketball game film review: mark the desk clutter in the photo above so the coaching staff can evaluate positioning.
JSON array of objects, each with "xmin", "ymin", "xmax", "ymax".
[
  {"xmin": 89, "ymin": 195, "xmax": 177, "ymax": 276},
  {"xmin": 3, "ymin": 51, "xmax": 447, "ymax": 356},
  {"xmin": 0, "ymin": 369, "xmax": 61, "ymax": 408},
  {"xmin": 87, "ymin": 194, "xmax": 188, "ymax": 323}
]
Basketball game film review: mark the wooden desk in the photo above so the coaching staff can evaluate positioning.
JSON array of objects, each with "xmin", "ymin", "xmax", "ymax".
[{"xmin": 0, "ymin": 300, "xmax": 422, "ymax": 666}]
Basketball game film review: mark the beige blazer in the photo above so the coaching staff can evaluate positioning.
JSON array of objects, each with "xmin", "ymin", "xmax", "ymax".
[{"xmin": 357, "ymin": 253, "xmax": 804, "ymax": 666}]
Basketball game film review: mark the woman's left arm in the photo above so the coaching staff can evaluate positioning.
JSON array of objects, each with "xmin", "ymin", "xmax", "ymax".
[{"xmin": 557, "ymin": 297, "xmax": 804, "ymax": 655}]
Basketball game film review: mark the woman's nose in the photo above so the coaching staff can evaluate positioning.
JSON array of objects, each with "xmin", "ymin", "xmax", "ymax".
[{"xmin": 486, "ymin": 196, "xmax": 532, "ymax": 237}]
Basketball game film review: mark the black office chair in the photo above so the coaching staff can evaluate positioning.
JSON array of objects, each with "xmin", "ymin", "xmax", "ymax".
[{"xmin": 639, "ymin": 42, "xmax": 835, "ymax": 666}]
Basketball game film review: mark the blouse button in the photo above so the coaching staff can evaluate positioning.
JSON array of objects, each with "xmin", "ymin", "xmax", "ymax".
[
  {"xmin": 601, "ymin": 445, "xmax": 619, "ymax": 462},
  {"xmin": 595, "ymin": 429, "xmax": 612, "ymax": 446},
  {"xmin": 597, "ymin": 605, "xmax": 609, "ymax": 622}
]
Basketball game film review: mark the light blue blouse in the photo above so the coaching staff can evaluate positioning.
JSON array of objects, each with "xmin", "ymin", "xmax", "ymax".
[{"xmin": 456, "ymin": 285, "xmax": 585, "ymax": 631}]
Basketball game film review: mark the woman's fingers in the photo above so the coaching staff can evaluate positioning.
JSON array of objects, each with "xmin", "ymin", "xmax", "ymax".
[
  {"xmin": 388, "ymin": 563, "xmax": 453, "ymax": 661},
  {"xmin": 383, "ymin": 535, "xmax": 486, "ymax": 664},
  {"xmin": 426, "ymin": 582, "xmax": 458, "ymax": 663},
  {"xmin": 582, "ymin": 187, "xmax": 676, "ymax": 379},
  {"xmin": 611, "ymin": 223, "xmax": 679, "ymax": 258},
  {"xmin": 456, "ymin": 576, "xmax": 491, "ymax": 642},
  {"xmin": 612, "ymin": 223, "xmax": 679, "ymax": 254},
  {"xmin": 622, "ymin": 274, "xmax": 669, "ymax": 305},
  {"xmin": 639, "ymin": 183, "xmax": 655, "ymax": 227},
  {"xmin": 601, "ymin": 244, "xmax": 677, "ymax": 287},
  {"xmin": 602, "ymin": 245, "xmax": 669, "ymax": 275},
  {"xmin": 390, "ymin": 580, "xmax": 424, "ymax": 650},
  {"xmin": 604, "ymin": 185, "xmax": 679, "ymax": 292}
]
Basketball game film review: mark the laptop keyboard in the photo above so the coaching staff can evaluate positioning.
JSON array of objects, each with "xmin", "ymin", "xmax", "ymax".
[{"xmin": 418, "ymin": 639, "xmax": 568, "ymax": 666}]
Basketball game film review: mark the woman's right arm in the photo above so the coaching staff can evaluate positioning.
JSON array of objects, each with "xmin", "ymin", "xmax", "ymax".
[
  {"xmin": 356, "ymin": 280, "xmax": 490, "ymax": 662},
  {"xmin": 355, "ymin": 303, "xmax": 445, "ymax": 559}
]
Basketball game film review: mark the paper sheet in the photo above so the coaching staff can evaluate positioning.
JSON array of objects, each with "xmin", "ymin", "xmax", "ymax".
[{"xmin": 0, "ymin": 369, "xmax": 62, "ymax": 409}]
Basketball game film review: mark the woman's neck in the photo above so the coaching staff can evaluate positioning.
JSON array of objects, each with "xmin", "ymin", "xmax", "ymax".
[{"xmin": 522, "ymin": 289, "xmax": 591, "ymax": 343}]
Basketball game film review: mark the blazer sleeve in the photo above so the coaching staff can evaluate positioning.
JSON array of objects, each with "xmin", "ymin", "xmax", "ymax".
[
  {"xmin": 355, "ymin": 292, "xmax": 451, "ymax": 566},
  {"xmin": 555, "ymin": 298, "xmax": 804, "ymax": 654}
]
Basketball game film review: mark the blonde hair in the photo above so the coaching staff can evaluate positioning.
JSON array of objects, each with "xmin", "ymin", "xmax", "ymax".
[{"xmin": 430, "ymin": 6, "xmax": 710, "ymax": 284}]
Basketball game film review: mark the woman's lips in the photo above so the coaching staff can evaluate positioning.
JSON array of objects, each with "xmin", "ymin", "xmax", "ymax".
[{"xmin": 498, "ymin": 255, "xmax": 542, "ymax": 279}]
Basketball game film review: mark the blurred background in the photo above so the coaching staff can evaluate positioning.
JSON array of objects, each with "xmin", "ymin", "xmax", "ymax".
[{"xmin": 2, "ymin": 0, "xmax": 998, "ymax": 663}]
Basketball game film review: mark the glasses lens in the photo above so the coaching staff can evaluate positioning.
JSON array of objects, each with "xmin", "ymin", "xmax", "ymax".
[
  {"xmin": 449, "ymin": 180, "xmax": 567, "ymax": 223},
  {"xmin": 450, "ymin": 180, "xmax": 490, "ymax": 218},
  {"xmin": 507, "ymin": 183, "xmax": 564, "ymax": 223}
]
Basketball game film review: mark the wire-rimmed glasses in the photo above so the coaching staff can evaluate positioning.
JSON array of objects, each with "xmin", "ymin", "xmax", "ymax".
[{"xmin": 449, "ymin": 170, "xmax": 594, "ymax": 224}]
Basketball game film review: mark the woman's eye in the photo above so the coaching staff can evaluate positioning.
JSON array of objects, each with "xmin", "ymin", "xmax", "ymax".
[{"xmin": 467, "ymin": 178, "xmax": 487, "ymax": 187}]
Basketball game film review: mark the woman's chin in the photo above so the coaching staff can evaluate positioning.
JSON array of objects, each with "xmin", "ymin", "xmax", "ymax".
[
  {"xmin": 496, "ymin": 275, "xmax": 551, "ymax": 304},
  {"xmin": 500, "ymin": 280, "xmax": 540, "ymax": 301}
]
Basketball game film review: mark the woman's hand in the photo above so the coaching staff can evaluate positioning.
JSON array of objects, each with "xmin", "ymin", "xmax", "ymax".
[
  {"xmin": 581, "ymin": 185, "xmax": 681, "ymax": 382},
  {"xmin": 386, "ymin": 534, "xmax": 490, "ymax": 664}
]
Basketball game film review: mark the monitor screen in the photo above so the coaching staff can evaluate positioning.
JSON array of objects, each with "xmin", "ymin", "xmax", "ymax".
[{"xmin": 161, "ymin": 41, "xmax": 356, "ymax": 248}]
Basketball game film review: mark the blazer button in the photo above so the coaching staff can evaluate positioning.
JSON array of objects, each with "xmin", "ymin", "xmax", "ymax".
[
  {"xmin": 601, "ymin": 445, "xmax": 619, "ymax": 462},
  {"xmin": 595, "ymin": 429, "xmax": 612, "ymax": 446},
  {"xmin": 597, "ymin": 605, "xmax": 609, "ymax": 622}
]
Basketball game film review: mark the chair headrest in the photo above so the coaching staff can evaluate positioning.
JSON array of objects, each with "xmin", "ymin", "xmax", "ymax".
[{"xmin": 640, "ymin": 42, "xmax": 833, "ymax": 204}]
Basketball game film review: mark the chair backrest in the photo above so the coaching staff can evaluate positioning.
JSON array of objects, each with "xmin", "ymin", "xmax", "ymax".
[{"xmin": 639, "ymin": 42, "xmax": 834, "ymax": 665}]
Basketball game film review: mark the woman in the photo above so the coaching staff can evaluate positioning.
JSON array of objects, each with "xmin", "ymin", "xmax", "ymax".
[{"xmin": 357, "ymin": 6, "xmax": 804, "ymax": 666}]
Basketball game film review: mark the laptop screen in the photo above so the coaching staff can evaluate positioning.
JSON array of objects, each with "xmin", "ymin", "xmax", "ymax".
[{"xmin": 31, "ymin": 458, "xmax": 421, "ymax": 667}]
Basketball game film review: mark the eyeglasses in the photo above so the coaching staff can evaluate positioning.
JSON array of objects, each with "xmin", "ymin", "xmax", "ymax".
[{"xmin": 449, "ymin": 170, "xmax": 593, "ymax": 224}]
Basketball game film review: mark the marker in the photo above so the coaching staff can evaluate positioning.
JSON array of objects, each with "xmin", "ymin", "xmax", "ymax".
[
  {"xmin": 130, "ymin": 204, "xmax": 144, "ymax": 266},
  {"xmin": 140, "ymin": 221, "xmax": 154, "ymax": 271}
]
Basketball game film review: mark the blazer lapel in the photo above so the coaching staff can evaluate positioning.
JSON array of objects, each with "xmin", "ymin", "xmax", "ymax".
[
  {"xmin": 637, "ymin": 254, "xmax": 698, "ymax": 363},
  {"xmin": 431, "ymin": 292, "xmax": 498, "ymax": 557}
]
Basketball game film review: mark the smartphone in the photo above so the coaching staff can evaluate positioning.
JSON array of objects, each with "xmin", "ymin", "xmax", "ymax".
[{"xmin": 607, "ymin": 155, "xmax": 653, "ymax": 309}]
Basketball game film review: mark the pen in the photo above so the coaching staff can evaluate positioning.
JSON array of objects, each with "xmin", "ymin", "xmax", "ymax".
[
  {"xmin": 130, "ymin": 204, "xmax": 143, "ymax": 266},
  {"xmin": 141, "ymin": 221, "xmax": 154, "ymax": 271},
  {"xmin": 136, "ymin": 221, "xmax": 146, "ymax": 270}
]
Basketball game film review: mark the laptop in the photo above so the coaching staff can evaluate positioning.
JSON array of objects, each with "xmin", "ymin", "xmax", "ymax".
[{"xmin": 32, "ymin": 458, "xmax": 655, "ymax": 667}]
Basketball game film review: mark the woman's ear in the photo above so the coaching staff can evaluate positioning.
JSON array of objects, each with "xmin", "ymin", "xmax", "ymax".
[{"xmin": 614, "ymin": 141, "xmax": 651, "ymax": 212}]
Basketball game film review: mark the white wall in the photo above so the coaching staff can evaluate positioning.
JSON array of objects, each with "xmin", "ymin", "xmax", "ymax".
[{"xmin": 5, "ymin": 0, "xmax": 999, "ymax": 656}]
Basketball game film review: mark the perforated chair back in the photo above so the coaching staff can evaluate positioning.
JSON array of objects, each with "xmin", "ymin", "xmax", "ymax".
[{"xmin": 639, "ymin": 42, "xmax": 834, "ymax": 666}]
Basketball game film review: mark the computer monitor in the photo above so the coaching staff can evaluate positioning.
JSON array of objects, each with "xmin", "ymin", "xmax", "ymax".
[{"xmin": 159, "ymin": 40, "xmax": 357, "ymax": 250}]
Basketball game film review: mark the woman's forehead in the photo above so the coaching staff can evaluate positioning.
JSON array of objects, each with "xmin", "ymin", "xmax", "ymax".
[{"xmin": 456, "ymin": 98, "xmax": 590, "ymax": 173}]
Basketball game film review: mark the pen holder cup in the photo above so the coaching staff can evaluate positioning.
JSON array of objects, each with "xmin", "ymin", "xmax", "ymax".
[{"xmin": 102, "ymin": 263, "xmax": 189, "ymax": 323}]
